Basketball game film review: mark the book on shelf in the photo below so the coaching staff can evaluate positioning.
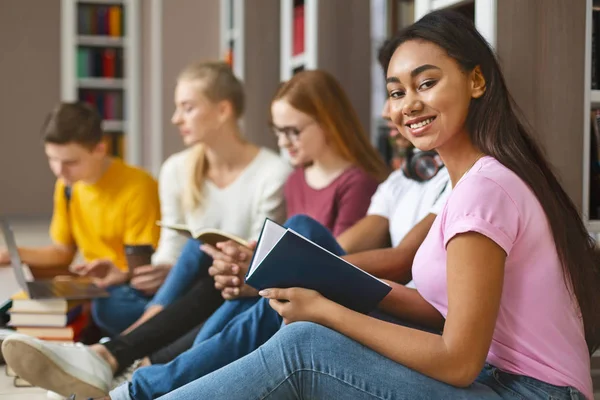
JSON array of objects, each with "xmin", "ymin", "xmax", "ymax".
[
  {"xmin": 156, "ymin": 222, "xmax": 250, "ymax": 248},
  {"xmin": 78, "ymin": 4, "xmax": 123, "ymax": 37},
  {"xmin": 293, "ymin": 3, "xmax": 305, "ymax": 56},
  {"xmin": 77, "ymin": 47, "xmax": 123, "ymax": 79},
  {"xmin": 244, "ymin": 219, "xmax": 392, "ymax": 314}
]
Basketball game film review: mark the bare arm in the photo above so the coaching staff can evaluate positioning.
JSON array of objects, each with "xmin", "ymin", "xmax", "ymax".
[
  {"xmin": 16, "ymin": 245, "xmax": 76, "ymax": 269},
  {"xmin": 342, "ymin": 213, "xmax": 436, "ymax": 282},
  {"xmin": 267, "ymin": 231, "xmax": 505, "ymax": 387},
  {"xmin": 336, "ymin": 215, "xmax": 390, "ymax": 254},
  {"xmin": 377, "ymin": 280, "xmax": 445, "ymax": 330}
]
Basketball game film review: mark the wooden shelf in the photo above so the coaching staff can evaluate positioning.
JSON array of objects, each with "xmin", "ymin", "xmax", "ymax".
[
  {"xmin": 102, "ymin": 120, "xmax": 124, "ymax": 132},
  {"xmin": 78, "ymin": 0, "xmax": 124, "ymax": 4},
  {"xmin": 592, "ymin": 90, "xmax": 600, "ymax": 106},
  {"xmin": 586, "ymin": 219, "xmax": 600, "ymax": 233},
  {"xmin": 77, "ymin": 77, "xmax": 125, "ymax": 89},
  {"xmin": 224, "ymin": 29, "xmax": 239, "ymax": 43},
  {"xmin": 431, "ymin": 0, "xmax": 473, "ymax": 10},
  {"xmin": 290, "ymin": 54, "xmax": 306, "ymax": 70},
  {"xmin": 77, "ymin": 35, "xmax": 125, "ymax": 47}
]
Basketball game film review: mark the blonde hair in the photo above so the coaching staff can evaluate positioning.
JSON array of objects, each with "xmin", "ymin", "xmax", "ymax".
[
  {"xmin": 272, "ymin": 70, "xmax": 389, "ymax": 183},
  {"xmin": 179, "ymin": 61, "xmax": 245, "ymax": 211}
]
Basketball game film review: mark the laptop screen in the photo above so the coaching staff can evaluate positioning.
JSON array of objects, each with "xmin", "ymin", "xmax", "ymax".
[{"xmin": 0, "ymin": 219, "xmax": 29, "ymax": 292}]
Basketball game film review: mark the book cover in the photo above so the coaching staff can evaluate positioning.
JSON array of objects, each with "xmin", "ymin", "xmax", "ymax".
[
  {"xmin": 156, "ymin": 221, "xmax": 249, "ymax": 248},
  {"xmin": 245, "ymin": 219, "xmax": 392, "ymax": 314}
]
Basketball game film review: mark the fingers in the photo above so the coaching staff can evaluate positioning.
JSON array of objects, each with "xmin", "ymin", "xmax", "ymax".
[
  {"xmin": 132, "ymin": 265, "xmax": 155, "ymax": 276},
  {"xmin": 268, "ymin": 298, "xmax": 290, "ymax": 316},
  {"xmin": 259, "ymin": 288, "xmax": 292, "ymax": 301},
  {"xmin": 221, "ymin": 287, "xmax": 240, "ymax": 300},
  {"xmin": 200, "ymin": 244, "xmax": 235, "ymax": 263},
  {"xmin": 70, "ymin": 263, "xmax": 88, "ymax": 275},
  {"xmin": 213, "ymin": 274, "xmax": 241, "ymax": 288},
  {"xmin": 216, "ymin": 241, "xmax": 248, "ymax": 261},
  {"xmin": 208, "ymin": 260, "xmax": 239, "ymax": 277},
  {"xmin": 247, "ymin": 240, "xmax": 258, "ymax": 250}
]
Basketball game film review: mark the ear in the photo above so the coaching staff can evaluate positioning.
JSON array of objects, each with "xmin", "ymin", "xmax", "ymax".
[
  {"xmin": 217, "ymin": 99, "xmax": 235, "ymax": 122},
  {"xmin": 470, "ymin": 65, "xmax": 486, "ymax": 99},
  {"xmin": 91, "ymin": 140, "xmax": 108, "ymax": 157}
]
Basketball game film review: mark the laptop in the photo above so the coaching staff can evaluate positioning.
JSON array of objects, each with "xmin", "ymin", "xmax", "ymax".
[{"xmin": 0, "ymin": 218, "xmax": 109, "ymax": 300}]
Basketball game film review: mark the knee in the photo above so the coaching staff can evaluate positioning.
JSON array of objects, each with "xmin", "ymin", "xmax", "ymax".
[
  {"xmin": 284, "ymin": 215, "xmax": 326, "ymax": 237},
  {"xmin": 275, "ymin": 321, "xmax": 331, "ymax": 345}
]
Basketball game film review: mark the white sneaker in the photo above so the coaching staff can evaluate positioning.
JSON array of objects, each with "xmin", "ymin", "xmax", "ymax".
[{"xmin": 2, "ymin": 334, "xmax": 112, "ymax": 398}]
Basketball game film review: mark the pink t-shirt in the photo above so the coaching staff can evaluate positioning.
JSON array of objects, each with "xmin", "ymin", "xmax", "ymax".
[
  {"xmin": 412, "ymin": 156, "xmax": 592, "ymax": 398},
  {"xmin": 284, "ymin": 166, "xmax": 379, "ymax": 237}
]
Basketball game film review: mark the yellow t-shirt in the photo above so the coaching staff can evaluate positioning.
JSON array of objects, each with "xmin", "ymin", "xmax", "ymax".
[{"xmin": 50, "ymin": 159, "xmax": 161, "ymax": 272}]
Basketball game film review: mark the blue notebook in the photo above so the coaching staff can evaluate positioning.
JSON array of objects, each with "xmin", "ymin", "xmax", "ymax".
[{"xmin": 245, "ymin": 219, "xmax": 392, "ymax": 314}]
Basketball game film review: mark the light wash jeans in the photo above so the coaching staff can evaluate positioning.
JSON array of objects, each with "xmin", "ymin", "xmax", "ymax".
[
  {"xmin": 109, "ymin": 215, "xmax": 346, "ymax": 400},
  {"xmin": 156, "ymin": 321, "xmax": 585, "ymax": 400},
  {"xmin": 92, "ymin": 238, "xmax": 212, "ymax": 336}
]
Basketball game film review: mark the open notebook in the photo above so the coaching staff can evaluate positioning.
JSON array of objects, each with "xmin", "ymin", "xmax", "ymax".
[
  {"xmin": 245, "ymin": 219, "xmax": 391, "ymax": 314},
  {"xmin": 156, "ymin": 222, "xmax": 250, "ymax": 248}
]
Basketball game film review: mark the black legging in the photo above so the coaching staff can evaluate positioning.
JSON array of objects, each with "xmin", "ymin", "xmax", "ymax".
[
  {"xmin": 149, "ymin": 322, "xmax": 203, "ymax": 365},
  {"xmin": 103, "ymin": 276, "xmax": 223, "ymax": 373}
]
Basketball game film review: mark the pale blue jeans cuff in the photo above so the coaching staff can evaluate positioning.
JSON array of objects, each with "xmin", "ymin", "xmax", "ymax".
[{"xmin": 109, "ymin": 382, "xmax": 132, "ymax": 400}]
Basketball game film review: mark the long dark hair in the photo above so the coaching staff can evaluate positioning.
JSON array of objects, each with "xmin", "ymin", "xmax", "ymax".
[{"xmin": 381, "ymin": 10, "xmax": 600, "ymax": 353}]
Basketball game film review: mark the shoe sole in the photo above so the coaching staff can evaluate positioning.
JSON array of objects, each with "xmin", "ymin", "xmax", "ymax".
[{"xmin": 2, "ymin": 338, "xmax": 107, "ymax": 398}]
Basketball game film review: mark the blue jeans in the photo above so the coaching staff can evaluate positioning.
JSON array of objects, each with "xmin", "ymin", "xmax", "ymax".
[
  {"xmin": 92, "ymin": 238, "xmax": 212, "ymax": 336},
  {"xmin": 156, "ymin": 322, "xmax": 584, "ymax": 400},
  {"xmin": 110, "ymin": 214, "xmax": 346, "ymax": 400},
  {"xmin": 91, "ymin": 286, "xmax": 152, "ymax": 336}
]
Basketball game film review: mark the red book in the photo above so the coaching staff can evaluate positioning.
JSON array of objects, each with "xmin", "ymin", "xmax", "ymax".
[
  {"xmin": 103, "ymin": 48, "xmax": 116, "ymax": 78},
  {"xmin": 293, "ymin": 5, "xmax": 305, "ymax": 56}
]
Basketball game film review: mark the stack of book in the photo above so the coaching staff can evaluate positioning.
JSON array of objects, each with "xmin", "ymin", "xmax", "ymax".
[{"xmin": 8, "ymin": 291, "xmax": 88, "ymax": 342}]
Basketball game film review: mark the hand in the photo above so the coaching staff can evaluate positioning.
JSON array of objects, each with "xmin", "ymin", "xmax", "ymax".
[
  {"xmin": 204, "ymin": 240, "xmax": 258, "ymax": 299},
  {"xmin": 71, "ymin": 259, "xmax": 129, "ymax": 288},
  {"xmin": 259, "ymin": 287, "xmax": 333, "ymax": 325},
  {"xmin": 0, "ymin": 248, "xmax": 9, "ymax": 266},
  {"xmin": 130, "ymin": 264, "xmax": 171, "ymax": 295},
  {"xmin": 220, "ymin": 282, "xmax": 259, "ymax": 300},
  {"xmin": 203, "ymin": 240, "xmax": 257, "ymax": 278}
]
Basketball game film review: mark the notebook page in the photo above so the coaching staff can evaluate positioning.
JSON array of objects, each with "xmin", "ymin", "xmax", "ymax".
[{"xmin": 247, "ymin": 220, "xmax": 287, "ymax": 278}]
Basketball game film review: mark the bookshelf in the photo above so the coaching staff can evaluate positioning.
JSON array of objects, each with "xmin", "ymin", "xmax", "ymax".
[
  {"xmin": 278, "ymin": 0, "xmax": 372, "ymax": 135},
  {"xmin": 585, "ymin": 0, "xmax": 600, "ymax": 232},
  {"xmin": 280, "ymin": 0, "xmax": 317, "ymax": 80},
  {"xmin": 61, "ymin": 0, "xmax": 141, "ymax": 165},
  {"xmin": 220, "ymin": 0, "xmax": 245, "ymax": 80},
  {"xmin": 218, "ymin": 0, "xmax": 280, "ymax": 150}
]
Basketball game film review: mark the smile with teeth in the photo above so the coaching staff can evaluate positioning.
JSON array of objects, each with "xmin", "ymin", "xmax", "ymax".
[{"xmin": 408, "ymin": 117, "xmax": 435, "ymax": 129}]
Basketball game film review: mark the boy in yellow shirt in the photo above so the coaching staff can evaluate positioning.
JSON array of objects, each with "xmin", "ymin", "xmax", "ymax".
[{"xmin": 0, "ymin": 102, "xmax": 164, "ymax": 335}]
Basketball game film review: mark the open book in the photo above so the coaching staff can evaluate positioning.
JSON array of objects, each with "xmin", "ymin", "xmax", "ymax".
[
  {"xmin": 156, "ymin": 222, "xmax": 250, "ymax": 248},
  {"xmin": 245, "ymin": 219, "xmax": 392, "ymax": 314}
]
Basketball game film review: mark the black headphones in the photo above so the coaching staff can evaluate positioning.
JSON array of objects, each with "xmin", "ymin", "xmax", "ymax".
[{"xmin": 402, "ymin": 148, "xmax": 445, "ymax": 182}]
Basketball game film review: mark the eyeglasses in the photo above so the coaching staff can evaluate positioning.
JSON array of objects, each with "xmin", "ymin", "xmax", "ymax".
[{"xmin": 270, "ymin": 121, "xmax": 315, "ymax": 142}]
